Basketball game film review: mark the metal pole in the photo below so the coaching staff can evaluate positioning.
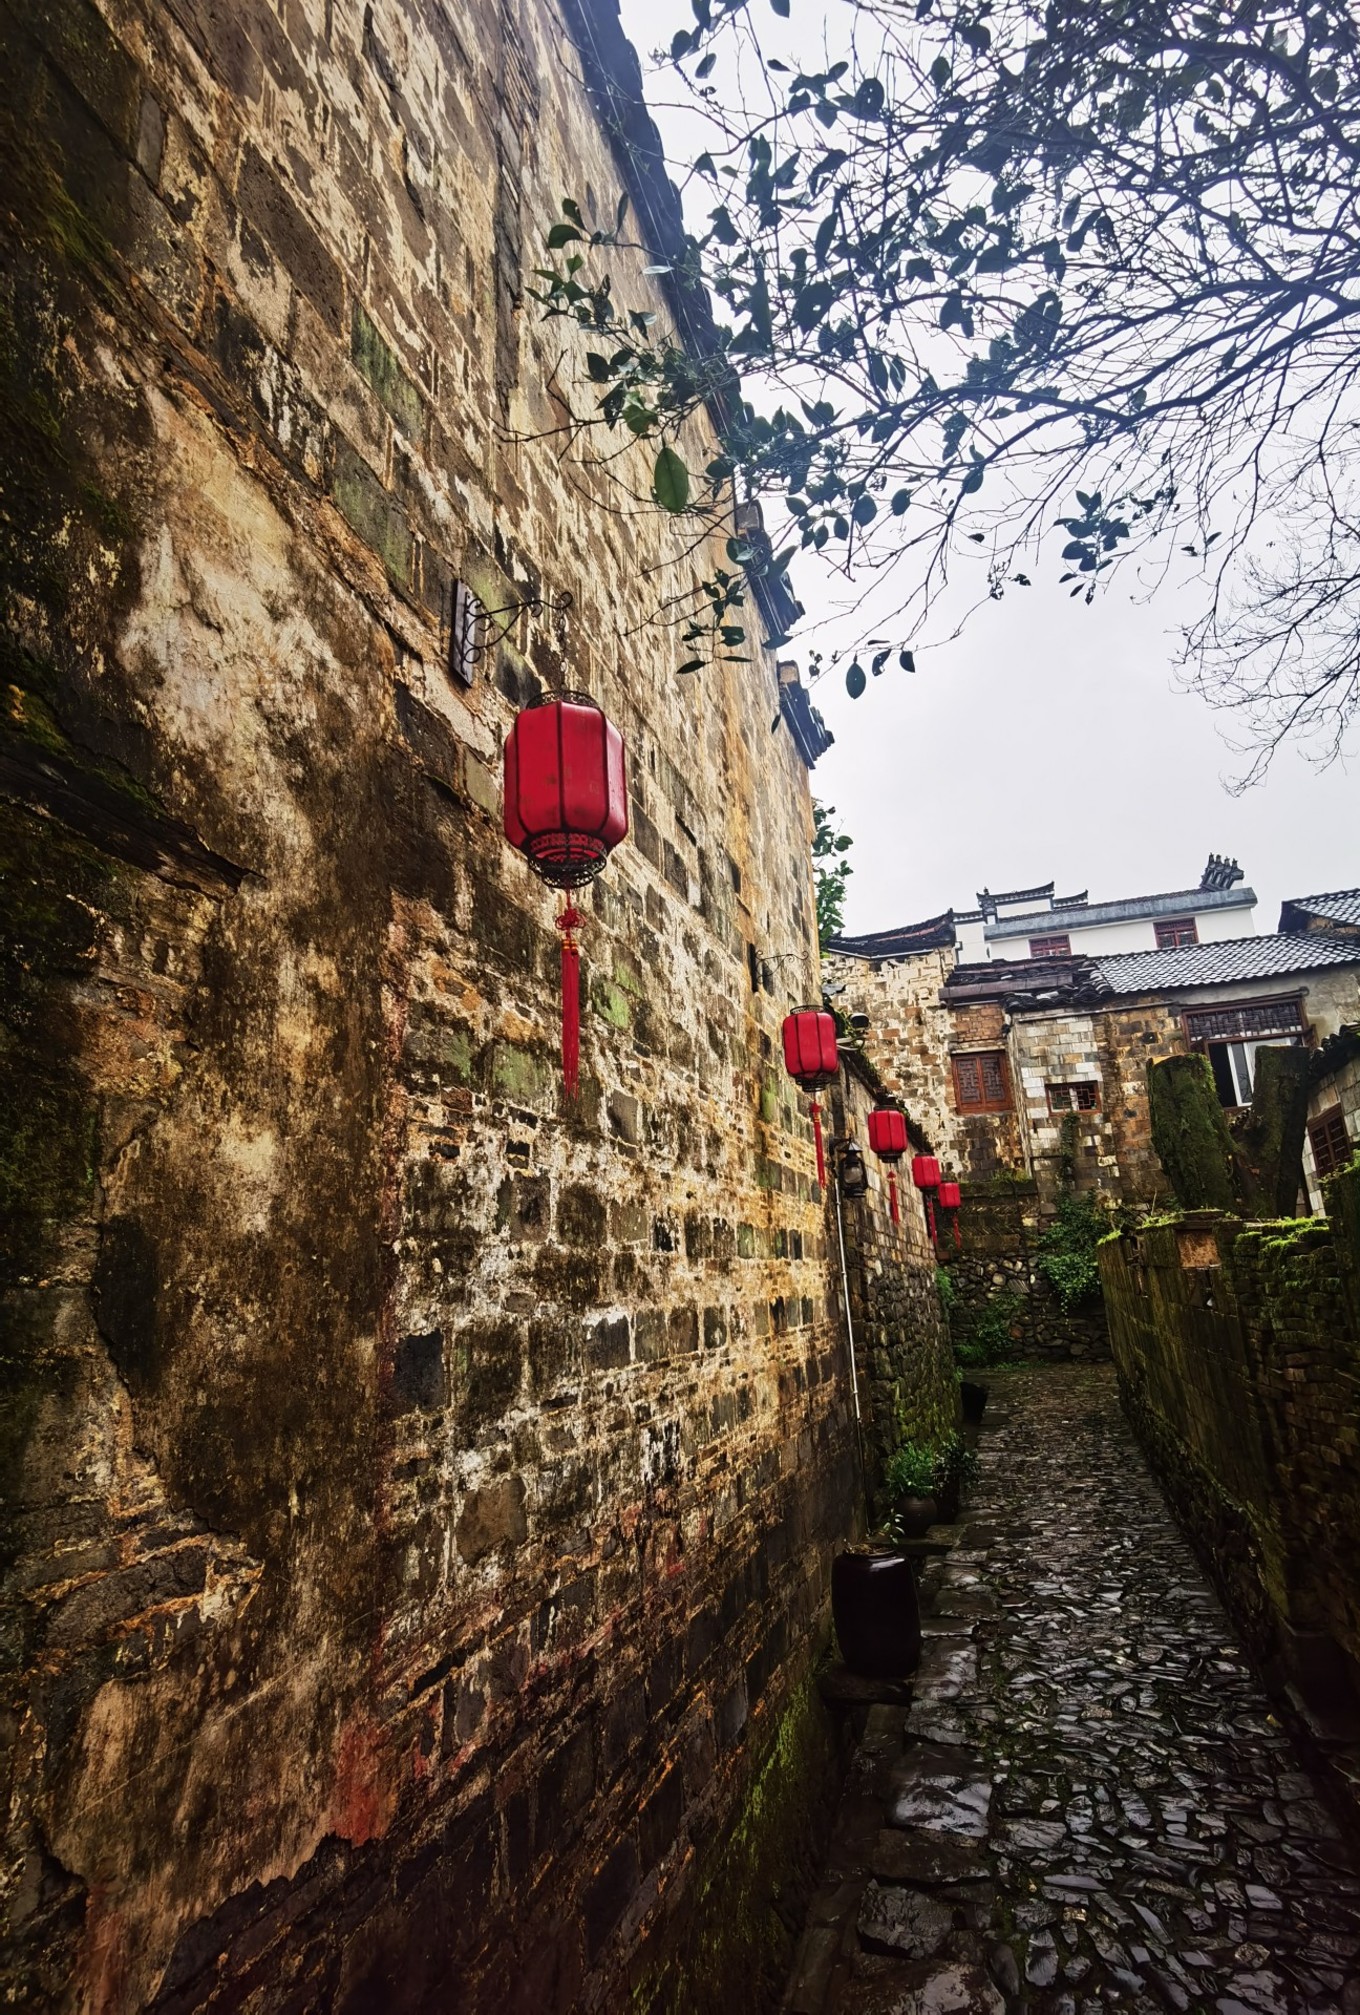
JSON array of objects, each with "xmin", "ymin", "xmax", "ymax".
[
  {"xmin": 832, "ymin": 1169, "xmax": 861, "ymax": 1423},
  {"xmin": 831, "ymin": 1158, "xmax": 878, "ymax": 1535}
]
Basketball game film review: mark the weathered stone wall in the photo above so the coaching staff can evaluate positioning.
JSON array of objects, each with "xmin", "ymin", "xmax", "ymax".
[
  {"xmin": 823, "ymin": 1060, "xmax": 959, "ymax": 1507},
  {"xmin": 0, "ymin": 0, "xmax": 865, "ymax": 2007},
  {"xmin": 1304, "ymin": 1037, "xmax": 1360, "ymax": 1213},
  {"xmin": 1101, "ymin": 1180, "xmax": 1360, "ymax": 1722},
  {"xmin": 945, "ymin": 1183, "xmax": 1109, "ymax": 1364}
]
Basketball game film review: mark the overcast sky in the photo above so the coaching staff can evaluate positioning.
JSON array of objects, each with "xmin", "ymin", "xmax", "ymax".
[{"xmin": 610, "ymin": 0, "xmax": 1360, "ymax": 936}]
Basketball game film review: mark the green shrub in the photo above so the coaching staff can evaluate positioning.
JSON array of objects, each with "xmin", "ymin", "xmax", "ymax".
[
  {"xmin": 1035, "ymin": 1194, "xmax": 1107, "ymax": 1310},
  {"xmin": 952, "ymin": 1289, "xmax": 1022, "ymax": 1367},
  {"xmin": 933, "ymin": 1431, "xmax": 978, "ymax": 1494},
  {"xmin": 935, "ymin": 1265, "xmax": 957, "ymax": 1313},
  {"xmin": 883, "ymin": 1438, "xmax": 937, "ymax": 1498}
]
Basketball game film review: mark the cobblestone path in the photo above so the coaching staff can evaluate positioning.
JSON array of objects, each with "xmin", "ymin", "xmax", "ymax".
[{"xmin": 785, "ymin": 1364, "xmax": 1360, "ymax": 2015}]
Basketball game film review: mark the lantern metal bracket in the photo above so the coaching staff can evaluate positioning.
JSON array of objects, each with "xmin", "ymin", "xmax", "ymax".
[{"xmin": 445, "ymin": 580, "xmax": 575, "ymax": 683}]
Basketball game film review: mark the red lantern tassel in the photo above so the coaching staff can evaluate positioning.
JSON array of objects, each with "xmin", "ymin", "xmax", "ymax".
[
  {"xmin": 953, "ymin": 1213, "xmax": 962, "ymax": 1252},
  {"xmin": 558, "ymin": 904, "xmax": 582, "ymax": 1100},
  {"xmin": 889, "ymin": 1169, "xmax": 900, "ymax": 1225},
  {"xmin": 810, "ymin": 1099, "xmax": 826, "ymax": 1189},
  {"xmin": 926, "ymin": 1194, "xmax": 937, "ymax": 1245}
]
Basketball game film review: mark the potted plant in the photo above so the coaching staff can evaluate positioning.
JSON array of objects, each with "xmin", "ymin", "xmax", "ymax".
[
  {"xmin": 882, "ymin": 1439, "xmax": 938, "ymax": 1537},
  {"xmin": 932, "ymin": 1432, "xmax": 980, "ymax": 1523}
]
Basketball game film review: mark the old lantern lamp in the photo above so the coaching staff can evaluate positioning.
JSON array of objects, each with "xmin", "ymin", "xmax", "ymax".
[
  {"xmin": 911, "ymin": 1153, "xmax": 942, "ymax": 1244},
  {"xmin": 838, "ymin": 1139, "xmax": 870, "ymax": 1199},
  {"xmin": 780, "ymin": 1007, "xmax": 839, "ymax": 1188},
  {"xmin": 503, "ymin": 692, "xmax": 628, "ymax": 1097},
  {"xmin": 866, "ymin": 1106, "xmax": 908, "ymax": 1224}
]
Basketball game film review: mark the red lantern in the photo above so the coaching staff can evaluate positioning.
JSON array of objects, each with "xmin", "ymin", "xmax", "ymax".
[
  {"xmin": 504, "ymin": 694, "xmax": 628, "ymax": 1097},
  {"xmin": 867, "ymin": 1107, "xmax": 908, "ymax": 1224},
  {"xmin": 937, "ymin": 1179, "xmax": 962, "ymax": 1251},
  {"xmin": 911, "ymin": 1153, "xmax": 941, "ymax": 1244},
  {"xmin": 781, "ymin": 1007, "xmax": 839, "ymax": 1188}
]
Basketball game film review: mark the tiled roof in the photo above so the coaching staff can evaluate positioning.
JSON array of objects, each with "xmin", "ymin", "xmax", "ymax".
[
  {"xmin": 827, "ymin": 911, "xmax": 957, "ymax": 959},
  {"xmin": 1091, "ymin": 934, "xmax": 1360, "ymax": 994},
  {"xmin": 985, "ymin": 883, "xmax": 1255, "ymax": 941},
  {"xmin": 1277, "ymin": 889, "xmax": 1360, "ymax": 931}
]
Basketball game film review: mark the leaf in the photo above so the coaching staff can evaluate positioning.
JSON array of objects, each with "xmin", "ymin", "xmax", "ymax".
[
  {"xmin": 653, "ymin": 446, "xmax": 691, "ymax": 513},
  {"xmin": 678, "ymin": 658, "xmax": 705, "ymax": 675},
  {"xmin": 899, "ymin": 650, "xmax": 915, "ymax": 673},
  {"xmin": 851, "ymin": 494, "xmax": 877, "ymax": 525},
  {"xmin": 616, "ymin": 192, "xmax": 630, "ymax": 231},
  {"xmin": 642, "ymin": 264, "xmax": 673, "ymax": 276},
  {"xmin": 891, "ymin": 489, "xmax": 911, "ymax": 515},
  {"xmin": 696, "ymin": 51, "xmax": 716, "ymax": 78},
  {"xmin": 585, "ymin": 352, "xmax": 611, "ymax": 382},
  {"xmin": 871, "ymin": 649, "xmax": 890, "ymax": 675},
  {"xmin": 845, "ymin": 661, "xmax": 867, "ymax": 698},
  {"xmin": 547, "ymin": 223, "xmax": 582, "ymax": 248},
  {"xmin": 771, "ymin": 0, "xmax": 790, "ymax": 13}
]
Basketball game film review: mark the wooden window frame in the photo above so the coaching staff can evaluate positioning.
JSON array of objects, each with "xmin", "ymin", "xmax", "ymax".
[
  {"xmin": 952, "ymin": 1049, "xmax": 1013, "ymax": 1114},
  {"xmin": 1309, "ymin": 1106, "xmax": 1352, "ymax": 1180},
  {"xmin": 1155, "ymin": 916, "xmax": 1199, "ymax": 949},
  {"xmin": 1183, "ymin": 994, "xmax": 1307, "ymax": 1047},
  {"xmin": 1028, "ymin": 933, "xmax": 1071, "ymax": 958},
  {"xmin": 1046, "ymin": 1081, "xmax": 1101, "ymax": 1114}
]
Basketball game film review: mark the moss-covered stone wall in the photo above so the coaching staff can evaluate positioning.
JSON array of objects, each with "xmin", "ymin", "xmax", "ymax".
[
  {"xmin": 826, "ymin": 1060, "xmax": 961, "ymax": 1508},
  {"xmin": 0, "ymin": 0, "xmax": 865, "ymax": 2006},
  {"xmin": 1101, "ymin": 1176, "xmax": 1360, "ymax": 1721}
]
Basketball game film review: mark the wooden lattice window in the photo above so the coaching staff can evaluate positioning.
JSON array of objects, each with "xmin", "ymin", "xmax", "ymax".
[
  {"xmin": 953, "ymin": 1050, "xmax": 1012, "ymax": 1113},
  {"xmin": 1155, "ymin": 916, "xmax": 1199, "ymax": 948},
  {"xmin": 1047, "ymin": 1081, "xmax": 1100, "ymax": 1113},
  {"xmin": 1029, "ymin": 933, "xmax": 1071, "ymax": 957},
  {"xmin": 1309, "ymin": 1106, "xmax": 1353, "ymax": 1179},
  {"xmin": 1184, "ymin": 996, "xmax": 1305, "ymax": 1045}
]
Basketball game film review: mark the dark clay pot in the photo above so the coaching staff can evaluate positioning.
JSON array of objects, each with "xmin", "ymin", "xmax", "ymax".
[
  {"xmin": 961, "ymin": 1380, "xmax": 989, "ymax": 1424},
  {"xmin": 832, "ymin": 1548, "xmax": 922, "ymax": 1679},
  {"xmin": 894, "ymin": 1493, "xmax": 938, "ymax": 1538}
]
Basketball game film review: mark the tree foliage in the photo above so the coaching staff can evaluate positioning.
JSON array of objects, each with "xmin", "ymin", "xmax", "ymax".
[
  {"xmin": 812, "ymin": 799, "xmax": 853, "ymax": 945},
  {"xmin": 537, "ymin": 0, "xmax": 1360, "ymax": 768}
]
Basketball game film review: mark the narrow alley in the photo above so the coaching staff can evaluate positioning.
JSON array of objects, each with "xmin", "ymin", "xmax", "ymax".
[{"xmin": 787, "ymin": 1367, "xmax": 1360, "ymax": 2015}]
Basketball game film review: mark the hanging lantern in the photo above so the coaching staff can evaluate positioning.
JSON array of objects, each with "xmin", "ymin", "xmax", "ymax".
[
  {"xmin": 503, "ymin": 693, "xmax": 628, "ymax": 1098},
  {"xmin": 911, "ymin": 1153, "xmax": 942, "ymax": 1244},
  {"xmin": 867, "ymin": 1107, "xmax": 908, "ymax": 1224},
  {"xmin": 937, "ymin": 1179, "xmax": 963, "ymax": 1251},
  {"xmin": 781, "ymin": 1007, "xmax": 839, "ymax": 1188}
]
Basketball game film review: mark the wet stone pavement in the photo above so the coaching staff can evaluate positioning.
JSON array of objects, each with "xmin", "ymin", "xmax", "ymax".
[{"xmin": 784, "ymin": 1364, "xmax": 1360, "ymax": 2015}]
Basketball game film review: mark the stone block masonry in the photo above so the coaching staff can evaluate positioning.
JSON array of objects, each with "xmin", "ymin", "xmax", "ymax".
[
  {"xmin": 1101, "ymin": 1171, "xmax": 1360, "ymax": 1774},
  {"xmin": 823, "ymin": 1054, "xmax": 960, "ymax": 1507},
  {"xmin": 945, "ymin": 1183, "xmax": 1109, "ymax": 1365},
  {"xmin": 0, "ymin": 0, "xmax": 892, "ymax": 2007}
]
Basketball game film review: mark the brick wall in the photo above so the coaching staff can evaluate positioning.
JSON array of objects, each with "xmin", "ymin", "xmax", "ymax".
[
  {"xmin": 824, "ymin": 1061, "xmax": 960, "ymax": 1506},
  {"xmin": 1101, "ymin": 1179, "xmax": 1360, "ymax": 1727},
  {"xmin": 0, "ymin": 0, "xmax": 865, "ymax": 2006}
]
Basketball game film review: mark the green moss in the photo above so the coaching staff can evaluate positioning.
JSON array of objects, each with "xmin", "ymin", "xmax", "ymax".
[
  {"xmin": 488, "ymin": 1041, "xmax": 551, "ymax": 1106},
  {"xmin": 1147, "ymin": 1054, "xmax": 1238, "ymax": 1212},
  {"xmin": 592, "ymin": 978, "xmax": 632, "ymax": 1030},
  {"xmin": 631, "ymin": 1656, "xmax": 841, "ymax": 2015}
]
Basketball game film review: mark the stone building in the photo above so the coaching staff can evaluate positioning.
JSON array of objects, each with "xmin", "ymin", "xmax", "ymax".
[
  {"xmin": 824, "ymin": 869, "xmax": 1360, "ymax": 1359},
  {"xmin": 0, "ymin": 0, "xmax": 956, "ymax": 2009}
]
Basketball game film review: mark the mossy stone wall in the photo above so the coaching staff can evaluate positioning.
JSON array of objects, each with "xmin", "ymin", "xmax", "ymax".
[{"xmin": 1101, "ymin": 1173, "xmax": 1360, "ymax": 1721}]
